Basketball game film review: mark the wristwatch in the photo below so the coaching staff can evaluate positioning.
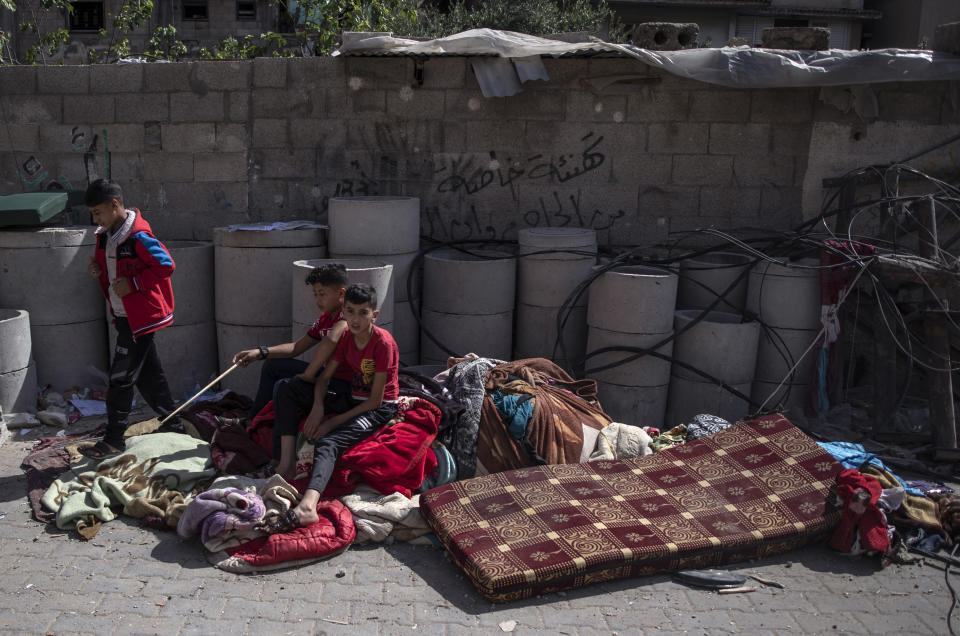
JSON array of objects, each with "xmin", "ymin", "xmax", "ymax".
[{"xmin": 258, "ymin": 345, "xmax": 269, "ymax": 360}]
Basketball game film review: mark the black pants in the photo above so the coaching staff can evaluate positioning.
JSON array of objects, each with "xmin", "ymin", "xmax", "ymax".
[
  {"xmin": 250, "ymin": 358, "xmax": 309, "ymax": 419},
  {"xmin": 307, "ymin": 400, "xmax": 397, "ymax": 494},
  {"xmin": 272, "ymin": 376, "xmax": 352, "ymax": 460},
  {"xmin": 104, "ymin": 318, "xmax": 177, "ymax": 446}
]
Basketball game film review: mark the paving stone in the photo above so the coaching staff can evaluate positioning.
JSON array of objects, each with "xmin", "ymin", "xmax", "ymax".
[
  {"xmin": 111, "ymin": 615, "xmax": 187, "ymax": 635},
  {"xmin": 181, "ymin": 616, "xmax": 249, "ymax": 636}
]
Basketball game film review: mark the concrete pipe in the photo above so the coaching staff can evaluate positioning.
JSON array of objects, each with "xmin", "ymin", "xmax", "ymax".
[
  {"xmin": 216, "ymin": 323, "xmax": 294, "ymax": 398},
  {"xmin": 167, "ymin": 240, "xmax": 214, "ymax": 326},
  {"xmin": 328, "ymin": 196, "xmax": 421, "ymax": 255},
  {"xmin": 0, "ymin": 309, "xmax": 35, "ymax": 412},
  {"xmin": 291, "ymin": 259, "xmax": 394, "ymax": 326},
  {"xmin": 751, "ymin": 380, "xmax": 810, "ymax": 412},
  {"xmin": 666, "ymin": 376, "xmax": 752, "ymax": 428},
  {"xmin": 423, "ymin": 248, "xmax": 516, "ymax": 315},
  {"xmin": 677, "ymin": 251, "xmax": 753, "ymax": 313},
  {"xmin": 392, "ymin": 299, "xmax": 420, "ymax": 365},
  {"xmin": 214, "ymin": 222, "xmax": 326, "ymax": 327},
  {"xmin": 333, "ymin": 250, "xmax": 420, "ymax": 303},
  {"xmin": 32, "ymin": 320, "xmax": 108, "ymax": 392},
  {"xmin": 671, "ymin": 310, "xmax": 760, "ymax": 384},
  {"xmin": 596, "ymin": 380, "xmax": 669, "ymax": 429},
  {"xmin": 108, "ymin": 318, "xmax": 218, "ymax": 399},
  {"xmin": 746, "ymin": 258, "xmax": 820, "ymax": 331},
  {"xmin": 517, "ymin": 228, "xmax": 597, "ymax": 308},
  {"xmin": 587, "ymin": 265, "xmax": 678, "ymax": 334},
  {"xmin": 753, "ymin": 326, "xmax": 820, "ymax": 384},
  {"xmin": 514, "ymin": 302, "xmax": 587, "ymax": 372},
  {"xmin": 585, "ymin": 326, "xmax": 673, "ymax": 387},
  {"xmin": 421, "ymin": 308, "xmax": 513, "ymax": 363},
  {"xmin": 0, "ymin": 227, "xmax": 103, "ymax": 325}
]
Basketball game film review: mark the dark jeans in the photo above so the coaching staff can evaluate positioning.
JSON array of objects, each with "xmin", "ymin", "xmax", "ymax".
[
  {"xmin": 104, "ymin": 318, "xmax": 177, "ymax": 446},
  {"xmin": 250, "ymin": 357, "xmax": 309, "ymax": 419},
  {"xmin": 307, "ymin": 400, "xmax": 398, "ymax": 494},
  {"xmin": 272, "ymin": 376, "xmax": 353, "ymax": 461}
]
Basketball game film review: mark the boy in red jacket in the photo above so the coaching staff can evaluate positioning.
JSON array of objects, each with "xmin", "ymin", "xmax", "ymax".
[{"xmin": 81, "ymin": 179, "xmax": 180, "ymax": 460}]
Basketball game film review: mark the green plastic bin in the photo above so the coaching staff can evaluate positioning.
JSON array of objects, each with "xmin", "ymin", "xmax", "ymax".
[{"xmin": 0, "ymin": 192, "xmax": 69, "ymax": 228}]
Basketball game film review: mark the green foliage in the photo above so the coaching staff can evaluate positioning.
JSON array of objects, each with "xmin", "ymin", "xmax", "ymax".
[
  {"xmin": 145, "ymin": 25, "xmax": 186, "ymax": 61},
  {"xmin": 88, "ymin": 0, "xmax": 154, "ymax": 63},
  {"xmin": 199, "ymin": 31, "xmax": 295, "ymax": 59},
  {"xmin": 18, "ymin": 0, "xmax": 71, "ymax": 63},
  {"xmin": 1, "ymin": 0, "xmax": 16, "ymax": 11},
  {"xmin": 274, "ymin": 0, "xmax": 418, "ymax": 55}
]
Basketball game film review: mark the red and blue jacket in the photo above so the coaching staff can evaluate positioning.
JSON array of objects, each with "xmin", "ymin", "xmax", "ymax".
[{"xmin": 93, "ymin": 208, "xmax": 175, "ymax": 339}]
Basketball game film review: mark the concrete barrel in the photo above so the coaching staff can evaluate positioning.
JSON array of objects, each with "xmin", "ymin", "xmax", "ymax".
[
  {"xmin": 421, "ymin": 248, "xmax": 516, "ymax": 365},
  {"xmin": 746, "ymin": 258, "xmax": 820, "ymax": 331},
  {"xmin": 0, "ymin": 227, "xmax": 107, "ymax": 391},
  {"xmin": 0, "ymin": 309, "xmax": 37, "ymax": 412},
  {"xmin": 105, "ymin": 241, "xmax": 218, "ymax": 399},
  {"xmin": 596, "ymin": 382, "xmax": 670, "ymax": 428},
  {"xmin": 751, "ymin": 380, "xmax": 811, "ymax": 412},
  {"xmin": 666, "ymin": 310, "xmax": 760, "ymax": 427},
  {"xmin": 515, "ymin": 228, "xmax": 597, "ymax": 370},
  {"xmin": 588, "ymin": 265, "xmax": 678, "ymax": 334},
  {"xmin": 677, "ymin": 251, "xmax": 753, "ymax": 313},
  {"xmin": 335, "ymin": 251, "xmax": 420, "ymax": 302},
  {"xmin": 750, "ymin": 326, "xmax": 820, "ymax": 413},
  {"xmin": 328, "ymin": 196, "xmax": 421, "ymax": 255},
  {"xmin": 214, "ymin": 222, "xmax": 327, "ymax": 397},
  {"xmin": 392, "ymin": 300, "xmax": 420, "ymax": 365},
  {"xmin": 291, "ymin": 259, "xmax": 394, "ymax": 363}
]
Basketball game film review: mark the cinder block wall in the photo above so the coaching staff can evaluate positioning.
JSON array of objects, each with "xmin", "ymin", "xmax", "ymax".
[{"xmin": 0, "ymin": 57, "xmax": 954, "ymax": 246}]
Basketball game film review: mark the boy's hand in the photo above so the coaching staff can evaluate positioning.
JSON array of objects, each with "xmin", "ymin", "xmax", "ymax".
[
  {"xmin": 110, "ymin": 277, "xmax": 132, "ymax": 298},
  {"xmin": 88, "ymin": 257, "xmax": 101, "ymax": 278},
  {"xmin": 232, "ymin": 349, "xmax": 260, "ymax": 367},
  {"xmin": 303, "ymin": 408, "xmax": 328, "ymax": 441}
]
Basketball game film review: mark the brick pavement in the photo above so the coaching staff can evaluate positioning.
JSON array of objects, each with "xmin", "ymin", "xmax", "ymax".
[{"xmin": 1, "ymin": 414, "xmax": 956, "ymax": 635}]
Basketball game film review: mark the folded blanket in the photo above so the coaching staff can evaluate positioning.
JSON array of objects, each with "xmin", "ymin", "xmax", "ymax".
[
  {"xmin": 41, "ymin": 432, "xmax": 216, "ymax": 538},
  {"xmin": 341, "ymin": 487, "xmax": 432, "ymax": 544}
]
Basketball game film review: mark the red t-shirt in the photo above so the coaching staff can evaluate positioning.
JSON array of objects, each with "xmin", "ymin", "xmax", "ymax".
[
  {"xmin": 307, "ymin": 309, "xmax": 344, "ymax": 340},
  {"xmin": 331, "ymin": 325, "xmax": 399, "ymax": 402}
]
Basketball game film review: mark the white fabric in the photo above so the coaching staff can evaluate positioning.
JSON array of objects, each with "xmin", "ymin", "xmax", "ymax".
[
  {"xmin": 103, "ymin": 209, "xmax": 137, "ymax": 317},
  {"xmin": 588, "ymin": 422, "xmax": 654, "ymax": 461}
]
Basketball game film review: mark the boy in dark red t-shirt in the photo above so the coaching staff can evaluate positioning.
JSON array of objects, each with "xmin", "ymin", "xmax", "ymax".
[{"xmin": 266, "ymin": 283, "xmax": 399, "ymax": 532}]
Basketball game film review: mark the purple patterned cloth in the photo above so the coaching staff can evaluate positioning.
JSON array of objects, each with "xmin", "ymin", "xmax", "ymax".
[{"xmin": 177, "ymin": 487, "xmax": 266, "ymax": 544}]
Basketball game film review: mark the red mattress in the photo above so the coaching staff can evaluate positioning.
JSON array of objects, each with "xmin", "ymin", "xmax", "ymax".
[{"xmin": 420, "ymin": 414, "xmax": 844, "ymax": 602}]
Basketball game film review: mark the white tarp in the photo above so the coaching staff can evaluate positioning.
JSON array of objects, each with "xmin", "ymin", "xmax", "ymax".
[{"xmin": 334, "ymin": 28, "xmax": 960, "ymax": 89}]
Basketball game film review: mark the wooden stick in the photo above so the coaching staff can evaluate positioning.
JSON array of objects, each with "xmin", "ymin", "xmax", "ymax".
[
  {"xmin": 718, "ymin": 586, "xmax": 757, "ymax": 594},
  {"xmin": 159, "ymin": 363, "xmax": 239, "ymax": 425}
]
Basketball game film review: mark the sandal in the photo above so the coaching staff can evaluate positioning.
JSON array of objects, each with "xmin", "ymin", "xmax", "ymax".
[
  {"xmin": 78, "ymin": 440, "xmax": 125, "ymax": 461},
  {"xmin": 259, "ymin": 508, "xmax": 302, "ymax": 535}
]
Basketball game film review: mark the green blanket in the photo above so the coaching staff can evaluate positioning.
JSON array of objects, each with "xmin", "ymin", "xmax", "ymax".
[{"xmin": 41, "ymin": 432, "xmax": 216, "ymax": 536}]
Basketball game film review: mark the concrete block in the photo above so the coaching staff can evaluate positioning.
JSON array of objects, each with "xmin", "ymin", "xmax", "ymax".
[
  {"xmin": 751, "ymin": 89, "xmax": 814, "ymax": 123},
  {"xmin": 708, "ymin": 123, "xmax": 771, "ymax": 155},
  {"xmin": 145, "ymin": 121, "xmax": 162, "ymax": 152},
  {"xmin": 101, "ymin": 124, "xmax": 145, "ymax": 152},
  {"xmin": 627, "ymin": 89, "xmax": 690, "ymax": 122},
  {"xmin": 0, "ymin": 95, "xmax": 61, "ymax": 124},
  {"xmin": 934, "ymin": 21, "xmax": 960, "ymax": 55},
  {"xmin": 761, "ymin": 27, "xmax": 830, "ymax": 51},
  {"xmin": 637, "ymin": 185, "xmax": 699, "ymax": 218},
  {"xmin": 444, "ymin": 89, "xmax": 505, "ymax": 120},
  {"xmin": 420, "ymin": 57, "xmax": 468, "ymax": 89},
  {"xmin": 144, "ymin": 61, "xmax": 192, "ymax": 92},
  {"xmin": 194, "ymin": 152, "xmax": 248, "ymax": 182},
  {"xmin": 252, "ymin": 87, "xmax": 313, "ymax": 118},
  {"xmin": 116, "ymin": 93, "xmax": 170, "ymax": 122},
  {"xmin": 622, "ymin": 152, "xmax": 673, "ymax": 185},
  {"xmin": 161, "ymin": 182, "xmax": 249, "ymax": 213},
  {"xmin": 0, "ymin": 124, "xmax": 39, "ymax": 152},
  {"xmin": 565, "ymin": 92, "xmax": 628, "ymax": 123},
  {"xmin": 347, "ymin": 89, "xmax": 387, "ymax": 115},
  {"xmin": 344, "ymin": 57, "xmax": 411, "ymax": 85},
  {"xmin": 252, "ymin": 118, "xmax": 289, "ymax": 149},
  {"xmin": 228, "ymin": 91, "xmax": 250, "ymax": 122},
  {"xmin": 606, "ymin": 214, "xmax": 669, "ymax": 248},
  {"xmin": 109, "ymin": 152, "xmax": 144, "ymax": 182},
  {"xmin": 37, "ymin": 66, "xmax": 89, "ymax": 94},
  {"xmin": 193, "ymin": 60, "xmax": 251, "ymax": 90},
  {"xmin": 689, "ymin": 90, "xmax": 750, "ymax": 122},
  {"xmin": 759, "ymin": 185, "xmax": 802, "ymax": 226},
  {"xmin": 287, "ymin": 56, "xmax": 336, "ymax": 88},
  {"xmin": 216, "ymin": 123, "xmax": 247, "ymax": 152},
  {"xmin": 877, "ymin": 89, "xmax": 943, "ymax": 124},
  {"xmin": 771, "ymin": 124, "xmax": 813, "ymax": 155},
  {"xmin": 252, "ymin": 149, "xmax": 315, "ymax": 179},
  {"xmin": 161, "ymin": 123, "xmax": 217, "ymax": 152},
  {"xmin": 90, "ymin": 64, "xmax": 143, "ymax": 93},
  {"xmin": 0, "ymin": 66, "xmax": 37, "ymax": 95},
  {"xmin": 63, "ymin": 95, "xmax": 115, "ymax": 124},
  {"xmin": 144, "ymin": 152, "xmax": 194, "ymax": 182},
  {"xmin": 254, "ymin": 57, "xmax": 288, "ymax": 88},
  {"xmin": 387, "ymin": 88, "xmax": 445, "ymax": 120},
  {"xmin": 699, "ymin": 185, "xmax": 761, "ymax": 217},
  {"xmin": 632, "ymin": 22, "xmax": 700, "ymax": 50},
  {"xmin": 649, "ymin": 122, "xmax": 708, "ymax": 154},
  {"xmin": 441, "ymin": 120, "xmax": 468, "ymax": 152},
  {"xmin": 289, "ymin": 118, "xmax": 346, "ymax": 151},
  {"xmin": 732, "ymin": 155, "xmax": 794, "ymax": 187},
  {"xmin": 248, "ymin": 178, "xmax": 291, "ymax": 213},
  {"xmin": 170, "ymin": 92, "xmax": 225, "ymax": 122},
  {"xmin": 465, "ymin": 120, "xmax": 527, "ymax": 152},
  {"xmin": 672, "ymin": 155, "xmax": 732, "ymax": 186},
  {"xmin": 501, "ymin": 88, "xmax": 565, "ymax": 121}
]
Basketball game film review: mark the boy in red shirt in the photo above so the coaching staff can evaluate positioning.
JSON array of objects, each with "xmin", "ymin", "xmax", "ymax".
[
  {"xmin": 231, "ymin": 264, "xmax": 349, "ymax": 479},
  {"xmin": 267, "ymin": 283, "xmax": 399, "ymax": 531},
  {"xmin": 81, "ymin": 179, "xmax": 178, "ymax": 460}
]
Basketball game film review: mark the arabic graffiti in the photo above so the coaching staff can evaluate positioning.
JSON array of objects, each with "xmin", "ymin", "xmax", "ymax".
[
  {"xmin": 16, "ymin": 126, "xmax": 106, "ymax": 192},
  {"xmin": 434, "ymin": 131, "xmax": 605, "ymax": 199}
]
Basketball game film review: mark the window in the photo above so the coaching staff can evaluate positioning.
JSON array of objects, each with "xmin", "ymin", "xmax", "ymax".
[
  {"xmin": 237, "ymin": 1, "xmax": 256, "ymax": 21},
  {"xmin": 183, "ymin": 1, "xmax": 208, "ymax": 21},
  {"xmin": 70, "ymin": 2, "xmax": 104, "ymax": 31}
]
